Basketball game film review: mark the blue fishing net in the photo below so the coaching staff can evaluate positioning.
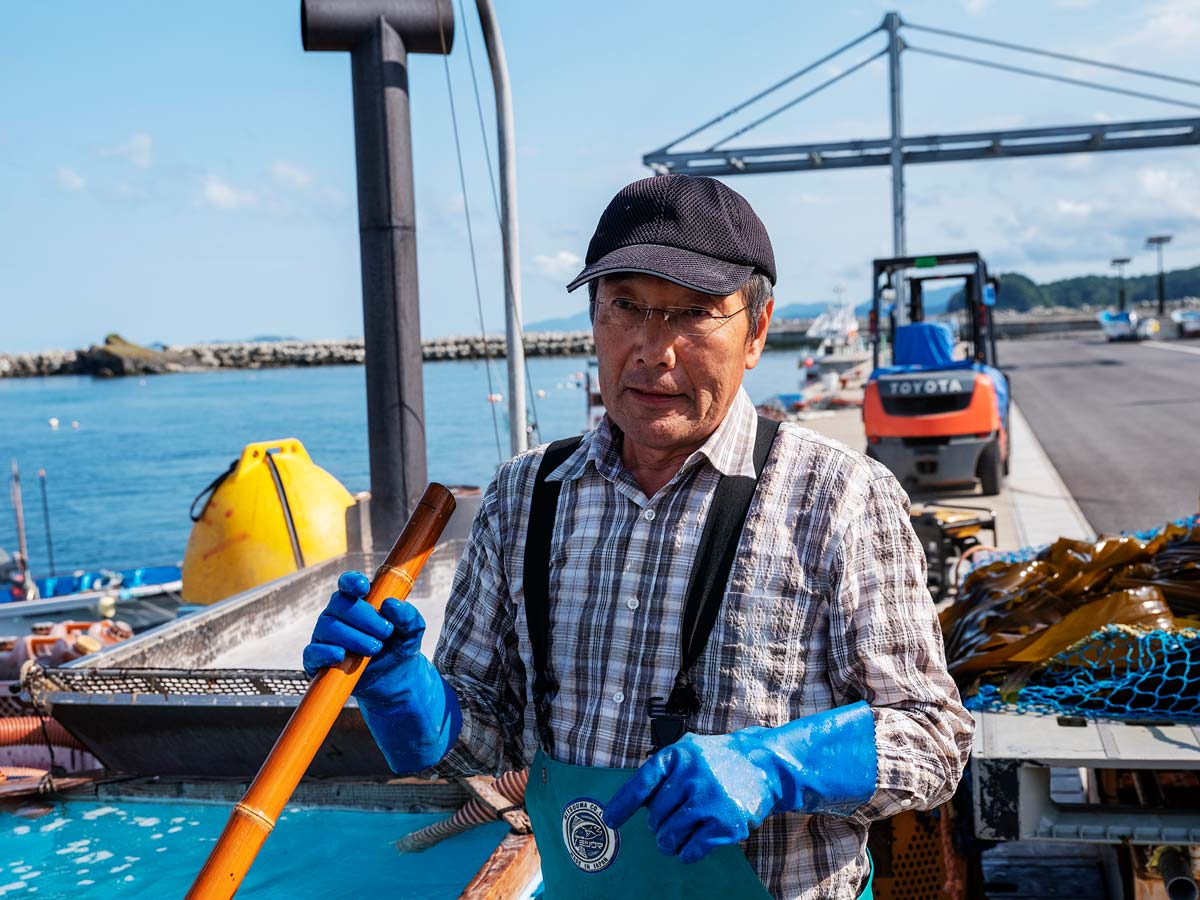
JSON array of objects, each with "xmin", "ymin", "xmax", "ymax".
[{"xmin": 965, "ymin": 624, "xmax": 1200, "ymax": 723}]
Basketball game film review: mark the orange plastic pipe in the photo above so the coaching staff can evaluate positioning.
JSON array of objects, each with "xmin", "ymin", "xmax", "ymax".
[{"xmin": 185, "ymin": 483, "xmax": 456, "ymax": 900}]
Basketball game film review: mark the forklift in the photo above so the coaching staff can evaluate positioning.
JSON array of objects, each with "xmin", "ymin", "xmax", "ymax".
[{"xmin": 862, "ymin": 252, "xmax": 1010, "ymax": 496}]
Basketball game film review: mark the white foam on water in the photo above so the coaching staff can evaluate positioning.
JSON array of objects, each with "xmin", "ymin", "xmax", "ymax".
[
  {"xmin": 75, "ymin": 881, "xmax": 93, "ymax": 887},
  {"xmin": 131, "ymin": 817, "xmax": 160, "ymax": 828},
  {"xmin": 10, "ymin": 827, "xmax": 29, "ymax": 836},
  {"xmin": 80, "ymin": 807, "xmax": 119, "ymax": 821},
  {"xmin": 74, "ymin": 870, "xmax": 88, "ymax": 876},
  {"xmin": 122, "ymin": 876, "xmax": 134, "ymax": 883},
  {"xmin": 150, "ymin": 834, "xmax": 163, "ymax": 841},
  {"xmin": 155, "ymin": 848, "xmax": 166, "ymax": 854},
  {"xmin": 36, "ymin": 820, "xmax": 68, "ymax": 834},
  {"xmin": 170, "ymin": 818, "xmax": 185, "ymax": 825},
  {"xmin": 0, "ymin": 882, "xmax": 28, "ymax": 895},
  {"xmin": 109, "ymin": 864, "xmax": 130, "ymax": 874},
  {"xmin": 167, "ymin": 827, "xmax": 182, "ymax": 834},
  {"xmin": 21, "ymin": 873, "xmax": 38, "ymax": 880},
  {"xmin": 123, "ymin": 856, "xmax": 139, "ymax": 862},
  {"xmin": 187, "ymin": 821, "xmax": 199, "ymax": 826},
  {"xmin": 55, "ymin": 841, "xmax": 89, "ymax": 856},
  {"xmin": 74, "ymin": 851, "xmax": 112, "ymax": 865}
]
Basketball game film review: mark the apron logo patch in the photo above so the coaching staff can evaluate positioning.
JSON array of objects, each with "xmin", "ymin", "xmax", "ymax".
[{"xmin": 561, "ymin": 797, "xmax": 619, "ymax": 873}]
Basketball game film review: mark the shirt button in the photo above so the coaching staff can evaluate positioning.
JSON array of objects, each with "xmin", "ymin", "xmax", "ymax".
[
  {"xmin": 612, "ymin": 691, "xmax": 625, "ymax": 704},
  {"xmin": 626, "ymin": 597, "xmax": 640, "ymax": 610},
  {"xmin": 643, "ymin": 508, "xmax": 656, "ymax": 522}
]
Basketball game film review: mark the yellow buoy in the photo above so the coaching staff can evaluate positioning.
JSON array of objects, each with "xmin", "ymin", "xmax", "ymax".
[{"xmin": 181, "ymin": 439, "xmax": 355, "ymax": 605}]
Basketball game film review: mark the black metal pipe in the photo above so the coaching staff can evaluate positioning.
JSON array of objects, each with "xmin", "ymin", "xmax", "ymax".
[
  {"xmin": 301, "ymin": 0, "xmax": 454, "ymax": 551},
  {"xmin": 302, "ymin": 0, "xmax": 454, "ymax": 53}
]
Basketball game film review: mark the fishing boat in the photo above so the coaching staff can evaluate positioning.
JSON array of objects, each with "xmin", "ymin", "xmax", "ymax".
[{"xmin": 800, "ymin": 302, "xmax": 871, "ymax": 374}]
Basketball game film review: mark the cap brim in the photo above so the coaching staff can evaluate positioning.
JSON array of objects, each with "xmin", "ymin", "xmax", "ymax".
[{"xmin": 565, "ymin": 244, "xmax": 754, "ymax": 296}]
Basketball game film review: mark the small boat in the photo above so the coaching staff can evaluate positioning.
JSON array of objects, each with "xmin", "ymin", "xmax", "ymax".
[
  {"xmin": 801, "ymin": 303, "xmax": 872, "ymax": 374},
  {"xmin": 0, "ymin": 562, "xmax": 184, "ymax": 636}
]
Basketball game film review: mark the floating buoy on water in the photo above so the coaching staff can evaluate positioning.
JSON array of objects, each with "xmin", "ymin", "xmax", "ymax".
[
  {"xmin": 71, "ymin": 421, "xmax": 80, "ymax": 429},
  {"xmin": 48, "ymin": 417, "xmax": 59, "ymax": 429},
  {"xmin": 181, "ymin": 439, "xmax": 355, "ymax": 605},
  {"xmin": 536, "ymin": 389, "xmax": 546, "ymax": 398},
  {"xmin": 487, "ymin": 393, "xmax": 503, "ymax": 403}
]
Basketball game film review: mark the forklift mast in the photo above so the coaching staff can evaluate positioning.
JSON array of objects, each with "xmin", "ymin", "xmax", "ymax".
[{"xmin": 869, "ymin": 252, "xmax": 999, "ymax": 370}]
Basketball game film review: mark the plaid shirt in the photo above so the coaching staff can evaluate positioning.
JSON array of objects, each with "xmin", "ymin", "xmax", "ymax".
[{"xmin": 433, "ymin": 387, "xmax": 973, "ymax": 900}]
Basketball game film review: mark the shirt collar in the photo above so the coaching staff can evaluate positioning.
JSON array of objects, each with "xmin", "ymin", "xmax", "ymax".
[{"xmin": 546, "ymin": 386, "xmax": 758, "ymax": 484}]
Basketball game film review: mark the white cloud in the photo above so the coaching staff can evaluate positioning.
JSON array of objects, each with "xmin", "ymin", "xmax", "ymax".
[
  {"xmin": 1055, "ymin": 199, "xmax": 1093, "ymax": 217},
  {"xmin": 962, "ymin": 0, "xmax": 993, "ymax": 14},
  {"xmin": 104, "ymin": 133, "xmax": 153, "ymax": 169},
  {"xmin": 1055, "ymin": 0, "xmax": 1097, "ymax": 7},
  {"xmin": 270, "ymin": 160, "xmax": 312, "ymax": 188},
  {"xmin": 58, "ymin": 167, "xmax": 85, "ymax": 190},
  {"xmin": 532, "ymin": 250, "xmax": 583, "ymax": 280},
  {"xmin": 200, "ymin": 174, "xmax": 257, "ymax": 210}
]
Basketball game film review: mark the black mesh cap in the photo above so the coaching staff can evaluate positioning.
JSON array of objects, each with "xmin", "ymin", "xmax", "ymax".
[{"xmin": 565, "ymin": 175, "xmax": 776, "ymax": 295}]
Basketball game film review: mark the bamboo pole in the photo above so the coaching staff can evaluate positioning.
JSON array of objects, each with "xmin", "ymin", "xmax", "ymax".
[{"xmin": 186, "ymin": 482, "xmax": 456, "ymax": 900}]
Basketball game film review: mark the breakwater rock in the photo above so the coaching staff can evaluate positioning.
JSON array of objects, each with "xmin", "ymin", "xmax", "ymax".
[{"xmin": 0, "ymin": 332, "xmax": 598, "ymax": 378}]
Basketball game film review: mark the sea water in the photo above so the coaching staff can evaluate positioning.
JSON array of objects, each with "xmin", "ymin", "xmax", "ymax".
[
  {"xmin": 0, "ymin": 352, "xmax": 804, "ymax": 573},
  {"xmin": 0, "ymin": 797, "xmax": 514, "ymax": 899}
]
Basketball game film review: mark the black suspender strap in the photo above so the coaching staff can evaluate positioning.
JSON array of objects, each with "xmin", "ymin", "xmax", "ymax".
[
  {"xmin": 524, "ymin": 435, "xmax": 584, "ymax": 755},
  {"xmin": 522, "ymin": 417, "xmax": 781, "ymax": 754},
  {"xmin": 665, "ymin": 416, "xmax": 780, "ymax": 718}
]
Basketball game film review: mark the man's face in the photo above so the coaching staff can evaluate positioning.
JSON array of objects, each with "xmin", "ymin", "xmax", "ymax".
[{"xmin": 592, "ymin": 274, "xmax": 773, "ymax": 457}]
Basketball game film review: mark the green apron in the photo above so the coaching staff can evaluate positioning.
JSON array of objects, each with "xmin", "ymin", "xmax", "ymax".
[{"xmin": 525, "ymin": 749, "xmax": 873, "ymax": 900}]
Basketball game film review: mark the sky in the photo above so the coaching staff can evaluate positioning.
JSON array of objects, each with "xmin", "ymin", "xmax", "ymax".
[{"xmin": 2, "ymin": 0, "xmax": 1200, "ymax": 353}]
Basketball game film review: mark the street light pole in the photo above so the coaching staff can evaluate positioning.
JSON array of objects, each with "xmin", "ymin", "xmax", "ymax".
[
  {"xmin": 1146, "ymin": 234, "xmax": 1172, "ymax": 316},
  {"xmin": 1110, "ymin": 256, "xmax": 1131, "ymax": 312}
]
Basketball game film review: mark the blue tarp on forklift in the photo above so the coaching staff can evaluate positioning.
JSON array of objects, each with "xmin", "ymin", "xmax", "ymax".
[
  {"xmin": 894, "ymin": 322, "xmax": 956, "ymax": 367},
  {"xmin": 870, "ymin": 323, "xmax": 1010, "ymax": 429}
]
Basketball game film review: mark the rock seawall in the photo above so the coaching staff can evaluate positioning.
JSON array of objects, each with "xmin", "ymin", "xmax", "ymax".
[{"xmin": 0, "ymin": 332, "xmax": 598, "ymax": 378}]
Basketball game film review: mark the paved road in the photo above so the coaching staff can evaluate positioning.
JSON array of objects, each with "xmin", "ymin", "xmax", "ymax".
[{"xmin": 999, "ymin": 335, "xmax": 1200, "ymax": 536}]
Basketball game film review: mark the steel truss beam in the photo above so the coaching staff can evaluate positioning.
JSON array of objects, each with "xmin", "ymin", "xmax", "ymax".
[{"xmin": 644, "ymin": 116, "xmax": 1200, "ymax": 177}]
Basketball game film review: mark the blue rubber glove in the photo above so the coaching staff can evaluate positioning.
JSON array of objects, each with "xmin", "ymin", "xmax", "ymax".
[
  {"xmin": 303, "ymin": 571, "xmax": 461, "ymax": 774},
  {"xmin": 603, "ymin": 702, "xmax": 877, "ymax": 864}
]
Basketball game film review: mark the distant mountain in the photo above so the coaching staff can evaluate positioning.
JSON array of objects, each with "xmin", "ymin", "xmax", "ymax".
[{"xmin": 526, "ymin": 309, "xmax": 592, "ymax": 332}]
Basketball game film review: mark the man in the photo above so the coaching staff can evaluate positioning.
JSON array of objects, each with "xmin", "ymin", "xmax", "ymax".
[{"xmin": 305, "ymin": 175, "xmax": 973, "ymax": 900}]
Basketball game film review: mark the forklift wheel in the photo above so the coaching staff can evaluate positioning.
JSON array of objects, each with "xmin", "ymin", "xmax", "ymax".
[{"xmin": 978, "ymin": 440, "xmax": 1003, "ymax": 496}]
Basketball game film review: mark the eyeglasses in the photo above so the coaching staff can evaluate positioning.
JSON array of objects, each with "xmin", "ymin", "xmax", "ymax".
[{"xmin": 590, "ymin": 297, "xmax": 747, "ymax": 337}]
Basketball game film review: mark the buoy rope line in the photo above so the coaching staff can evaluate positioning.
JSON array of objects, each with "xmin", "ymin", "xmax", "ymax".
[
  {"xmin": 16, "ymin": 662, "xmax": 63, "ymax": 781},
  {"xmin": 264, "ymin": 451, "xmax": 306, "ymax": 570},
  {"xmin": 437, "ymin": 7, "xmax": 506, "ymax": 465},
  {"xmin": 452, "ymin": 0, "xmax": 543, "ymax": 444}
]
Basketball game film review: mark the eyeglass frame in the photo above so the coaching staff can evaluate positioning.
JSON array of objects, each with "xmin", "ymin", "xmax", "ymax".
[{"xmin": 588, "ymin": 296, "xmax": 750, "ymax": 337}]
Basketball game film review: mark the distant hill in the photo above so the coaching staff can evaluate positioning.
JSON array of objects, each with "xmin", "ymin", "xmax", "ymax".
[
  {"xmin": 526, "ymin": 309, "xmax": 592, "ymax": 332},
  {"xmin": 948, "ymin": 264, "xmax": 1200, "ymax": 312}
]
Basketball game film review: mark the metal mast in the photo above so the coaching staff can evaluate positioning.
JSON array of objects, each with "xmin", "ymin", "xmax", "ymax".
[
  {"xmin": 886, "ymin": 12, "xmax": 905, "ymax": 262},
  {"xmin": 885, "ymin": 12, "xmax": 907, "ymax": 322},
  {"xmin": 475, "ymin": 0, "xmax": 527, "ymax": 455}
]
